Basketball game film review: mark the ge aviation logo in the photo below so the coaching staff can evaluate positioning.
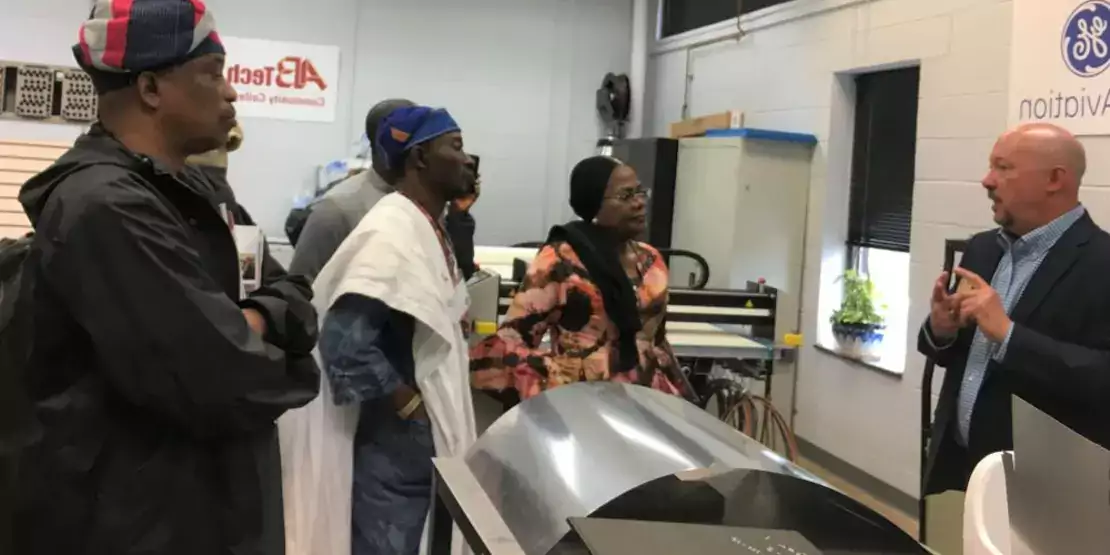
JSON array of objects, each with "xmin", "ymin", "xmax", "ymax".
[{"xmin": 1063, "ymin": 1, "xmax": 1110, "ymax": 77}]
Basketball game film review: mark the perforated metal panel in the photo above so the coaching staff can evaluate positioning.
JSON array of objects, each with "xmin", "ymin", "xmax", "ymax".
[
  {"xmin": 14, "ymin": 66, "xmax": 55, "ymax": 119},
  {"xmin": 1, "ymin": 61, "xmax": 100, "ymax": 124},
  {"xmin": 61, "ymin": 69, "xmax": 97, "ymax": 122}
]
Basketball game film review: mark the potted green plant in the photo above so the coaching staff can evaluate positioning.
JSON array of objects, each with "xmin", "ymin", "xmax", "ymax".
[{"xmin": 830, "ymin": 270, "xmax": 885, "ymax": 361}]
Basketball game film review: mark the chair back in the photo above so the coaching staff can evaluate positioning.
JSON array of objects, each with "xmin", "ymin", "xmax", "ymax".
[{"xmin": 658, "ymin": 248, "xmax": 710, "ymax": 289}]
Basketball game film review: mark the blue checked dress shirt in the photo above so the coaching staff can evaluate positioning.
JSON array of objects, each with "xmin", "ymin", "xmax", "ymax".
[{"xmin": 931, "ymin": 205, "xmax": 1086, "ymax": 446}]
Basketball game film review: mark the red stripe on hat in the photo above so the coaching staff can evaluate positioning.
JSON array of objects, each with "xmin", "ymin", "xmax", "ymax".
[
  {"xmin": 189, "ymin": 0, "xmax": 221, "ymax": 46},
  {"xmin": 190, "ymin": 0, "xmax": 206, "ymax": 24},
  {"xmin": 101, "ymin": 0, "xmax": 134, "ymax": 70},
  {"xmin": 78, "ymin": 24, "xmax": 93, "ymax": 66}
]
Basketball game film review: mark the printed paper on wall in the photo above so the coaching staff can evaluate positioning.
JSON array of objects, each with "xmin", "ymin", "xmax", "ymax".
[
  {"xmin": 1010, "ymin": 0, "xmax": 1110, "ymax": 134},
  {"xmin": 221, "ymin": 37, "xmax": 340, "ymax": 123}
]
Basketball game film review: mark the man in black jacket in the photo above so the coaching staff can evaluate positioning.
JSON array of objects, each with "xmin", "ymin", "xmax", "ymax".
[
  {"xmin": 920, "ymin": 122, "xmax": 1110, "ymax": 495},
  {"xmin": 12, "ymin": 1, "xmax": 320, "ymax": 554}
]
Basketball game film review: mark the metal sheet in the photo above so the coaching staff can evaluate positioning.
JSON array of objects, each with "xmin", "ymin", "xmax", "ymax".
[
  {"xmin": 463, "ymin": 382, "xmax": 823, "ymax": 555},
  {"xmin": 1009, "ymin": 396, "xmax": 1110, "ymax": 555}
]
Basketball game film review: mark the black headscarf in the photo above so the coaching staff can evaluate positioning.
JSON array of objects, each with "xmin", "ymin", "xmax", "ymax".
[{"xmin": 546, "ymin": 156, "xmax": 642, "ymax": 372}]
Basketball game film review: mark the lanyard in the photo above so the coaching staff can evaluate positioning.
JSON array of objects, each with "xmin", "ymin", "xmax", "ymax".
[{"xmin": 402, "ymin": 192, "xmax": 459, "ymax": 285}]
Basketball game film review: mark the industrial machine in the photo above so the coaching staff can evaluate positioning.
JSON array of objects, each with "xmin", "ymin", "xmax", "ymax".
[{"xmin": 429, "ymin": 382, "xmax": 931, "ymax": 555}]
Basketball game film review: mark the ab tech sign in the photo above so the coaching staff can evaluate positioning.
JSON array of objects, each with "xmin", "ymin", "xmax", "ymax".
[{"xmin": 221, "ymin": 37, "xmax": 340, "ymax": 123}]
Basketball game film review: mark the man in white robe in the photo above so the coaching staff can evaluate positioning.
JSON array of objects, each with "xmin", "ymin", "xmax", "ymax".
[{"xmin": 280, "ymin": 106, "xmax": 477, "ymax": 555}]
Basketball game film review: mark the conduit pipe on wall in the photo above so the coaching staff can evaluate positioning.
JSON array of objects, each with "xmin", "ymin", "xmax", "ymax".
[{"xmin": 628, "ymin": 0, "xmax": 651, "ymax": 138}]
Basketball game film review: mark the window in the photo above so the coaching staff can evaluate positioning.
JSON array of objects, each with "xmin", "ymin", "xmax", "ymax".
[
  {"xmin": 844, "ymin": 66, "xmax": 920, "ymax": 372},
  {"xmin": 848, "ymin": 67, "xmax": 920, "ymax": 253},
  {"xmin": 850, "ymin": 246, "xmax": 911, "ymax": 370},
  {"xmin": 660, "ymin": 0, "xmax": 799, "ymax": 38}
]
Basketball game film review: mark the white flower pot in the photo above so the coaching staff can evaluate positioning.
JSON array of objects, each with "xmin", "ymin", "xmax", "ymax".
[{"xmin": 831, "ymin": 323, "xmax": 885, "ymax": 362}]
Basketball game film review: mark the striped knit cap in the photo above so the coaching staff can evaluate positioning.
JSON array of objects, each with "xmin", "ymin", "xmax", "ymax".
[{"xmin": 74, "ymin": 0, "xmax": 225, "ymax": 91}]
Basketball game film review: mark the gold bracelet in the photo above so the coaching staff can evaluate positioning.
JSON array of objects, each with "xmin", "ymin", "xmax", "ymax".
[{"xmin": 398, "ymin": 395, "xmax": 423, "ymax": 420}]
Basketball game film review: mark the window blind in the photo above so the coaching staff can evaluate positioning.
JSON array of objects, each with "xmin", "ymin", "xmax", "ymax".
[{"xmin": 847, "ymin": 67, "xmax": 920, "ymax": 253}]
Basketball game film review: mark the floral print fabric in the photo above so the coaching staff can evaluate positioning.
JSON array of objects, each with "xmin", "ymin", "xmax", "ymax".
[{"xmin": 470, "ymin": 241, "xmax": 685, "ymax": 400}]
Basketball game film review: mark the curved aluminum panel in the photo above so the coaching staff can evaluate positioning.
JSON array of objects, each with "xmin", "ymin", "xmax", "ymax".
[{"xmin": 464, "ymin": 382, "xmax": 824, "ymax": 555}]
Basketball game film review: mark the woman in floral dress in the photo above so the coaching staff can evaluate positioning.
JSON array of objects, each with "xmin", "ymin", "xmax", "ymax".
[{"xmin": 471, "ymin": 155, "xmax": 695, "ymax": 403}]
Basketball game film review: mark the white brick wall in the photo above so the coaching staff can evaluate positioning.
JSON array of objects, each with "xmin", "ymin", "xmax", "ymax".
[{"xmin": 642, "ymin": 0, "xmax": 1110, "ymax": 497}]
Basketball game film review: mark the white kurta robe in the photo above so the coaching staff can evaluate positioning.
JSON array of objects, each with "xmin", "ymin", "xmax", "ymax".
[{"xmin": 278, "ymin": 192, "xmax": 477, "ymax": 555}]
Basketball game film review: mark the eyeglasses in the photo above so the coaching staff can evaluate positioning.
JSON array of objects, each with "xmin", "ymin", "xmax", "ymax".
[{"xmin": 605, "ymin": 185, "xmax": 651, "ymax": 203}]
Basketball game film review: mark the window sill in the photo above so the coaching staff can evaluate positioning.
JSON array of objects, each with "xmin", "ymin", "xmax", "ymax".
[{"xmin": 814, "ymin": 339, "xmax": 905, "ymax": 378}]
